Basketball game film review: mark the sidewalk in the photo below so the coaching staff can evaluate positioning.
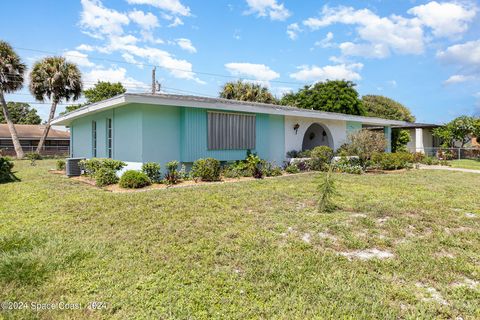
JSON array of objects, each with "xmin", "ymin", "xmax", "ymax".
[{"xmin": 419, "ymin": 165, "xmax": 480, "ymax": 174}]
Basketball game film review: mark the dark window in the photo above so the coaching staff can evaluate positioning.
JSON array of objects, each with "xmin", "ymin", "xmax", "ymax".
[
  {"xmin": 207, "ymin": 111, "xmax": 255, "ymax": 150},
  {"xmin": 106, "ymin": 118, "xmax": 112, "ymax": 158},
  {"xmin": 92, "ymin": 121, "xmax": 97, "ymax": 157}
]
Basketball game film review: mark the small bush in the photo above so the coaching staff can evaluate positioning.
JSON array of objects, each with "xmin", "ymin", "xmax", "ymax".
[
  {"xmin": 290, "ymin": 159, "xmax": 310, "ymax": 171},
  {"xmin": 317, "ymin": 167, "xmax": 337, "ymax": 213},
  {"xmin": 286, "ymin": 150, "xmax": 299, "ymax": 158},
  {"xmin": 0, "ymin": 157, "xmax": 18, "ymax": 183},
  {"xmin": 142, "ymin": 162, "xmax": 162, "ymax": 183},
  {"xmin": 342, "ymin": 130, "xmax": 387, "ymax": 168},
  {"xmin": 191, "ymin": 158, "xmax": 221, "ymax": 181},
  {"xmin": 56, "ymin": 159, "xmax": 66, "ymax": 171},
  {"xmin": 164, "ymin": 161, "xmax": 180, "ymax": 185},
  {"xmin": 309, "ymin": 146, "xmax": 334, "ymax": 171},
  {"xmin": 245, "ymin": 154, "xmax": 264, "ymax": 179},
  {"xmin": 371, "ymin": 152, "xmax": 413, "ymax": 170},
  {"xmin": 26, "ymin": 152, "xmax": 42, "ymax": 166},
  {"xmin": 79, "ymin": 158, "xmax": 126, "ymax": 176},
  {"xmin": 332, "ymin": 156, "xmax": 363, "ymax": 174},
  {"xmin": 285, "ymin": 164, "xmax": 300, "ymax": 174},
  {"xmin": 412, "ymin": 152, "xmax": 425, "ymax": 163},
  {"xmin": 95, "ymin": 168, "xmax": 119, "ymax": 187},
  {"xmin": 263, "ymin": 162, "xmax": 283, "ymax": 177},
  {"xmin": 119, "ymin": 170, "xmax": 151, "ymax": 189},
  {"xmin": 179, "ymin": 164, "xmax": 190, "ymax": 180}
]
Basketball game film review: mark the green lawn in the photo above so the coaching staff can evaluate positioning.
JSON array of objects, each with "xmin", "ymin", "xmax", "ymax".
[
  {"xmin": 1, "ymin": 160, "xmax": 479, "ymax": 319},
  {"xmin": 449, "ymin": 159, "xmax": 480, "ymax": 170}
]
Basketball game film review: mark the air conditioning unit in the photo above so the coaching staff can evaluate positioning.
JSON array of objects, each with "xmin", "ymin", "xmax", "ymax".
[{"xmin": 66, "ymin": 157, "xmax": 85, "ymax": 177}]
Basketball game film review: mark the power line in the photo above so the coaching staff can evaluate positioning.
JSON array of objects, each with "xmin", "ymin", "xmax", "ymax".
[{"xmin": 13, "ymin": 46, "xmax": 307, "ymax": 86}]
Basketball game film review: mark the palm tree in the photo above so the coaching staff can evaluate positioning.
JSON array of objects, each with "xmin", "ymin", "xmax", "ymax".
[
  {"xmin": 29, "ymin": 57, "xmax": 82, "ymax": 153},
  {"xmin": 219, "ymin": 80, "xmax": 278, "ymax": 104},
  {"xmin": 0, "ymin": 41, "xmax": 26, "ymax": 159}
]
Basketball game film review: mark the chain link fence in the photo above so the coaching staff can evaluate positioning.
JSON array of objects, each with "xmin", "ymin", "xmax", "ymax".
[
  {"xmin": 0, "ymin": 146, "xmax": 70, "ymax": 157},
  {"xmin": 409, "ymin": 147, "xmax": 480, "ymax": 160}
]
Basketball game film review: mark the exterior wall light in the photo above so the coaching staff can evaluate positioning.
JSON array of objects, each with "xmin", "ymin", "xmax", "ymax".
[{"xmin": 293, "ymin": 123, "xmax": 300, "ymax": 134}]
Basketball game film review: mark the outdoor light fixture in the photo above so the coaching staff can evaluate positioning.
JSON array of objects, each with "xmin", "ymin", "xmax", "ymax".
[{"xmin": 293, "ymin": 123, "xmax": 300, "ymax": 134}]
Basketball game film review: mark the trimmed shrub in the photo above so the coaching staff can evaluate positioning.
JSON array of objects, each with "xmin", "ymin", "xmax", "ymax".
[
  {"xmin": 164, "ymin": 161, "xmax": 180, "ymax": 185},
  {"xmin": 412, "ymin": 152, "xmax": 425, "ymax": 163},
  {"xmin": 119, "ymin": 170, "xmax": 151, "ymax": 189},
  {"xmin": 332, "ymin": 156, "xmax": 363, "ymax": 174},
  {"xmin": 309, "ymin": 146, "xmax": 334, "ymax": 171},
  {"xmin": 95, "ymin": 168, "xmax": 119, "ymax": 187},
  {"xmin": 0, "ymin": 157, "xmax": 18, "ymax": 183},
  {"xmin": 79, "ymin": 158, "xmax": 126, "ymax": 176},
  {"xmin": 142, "ymin": 162, "xmax": 162, "ymax": 183},
  {"xmin": 371, "ymin": 152, "xmax": 413, "ymax": 170},
  {"xmin": 56, "ymin": 159, "xmax": 66, "ymax": 171},
  {"xmin": 285, "ymin": 164, "xmax": 300, "ymax": 174},
  {"xmin": 192, "ymin": 158, "xmax": 221, "ymax": 181},
  {"xmin": 179, "ymin": 164, "xmax": 190, "ymax": 180}
]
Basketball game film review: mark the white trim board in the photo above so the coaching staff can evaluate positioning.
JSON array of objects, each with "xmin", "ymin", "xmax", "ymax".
[{"xmin": 52, "ymin": 93, "xmax": 408, "ymax": 126}]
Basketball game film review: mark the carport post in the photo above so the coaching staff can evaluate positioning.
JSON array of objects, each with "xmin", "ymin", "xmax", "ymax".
[{"xmin": 384, "ymin": 126, "xmax": 392, "ymax": 153}]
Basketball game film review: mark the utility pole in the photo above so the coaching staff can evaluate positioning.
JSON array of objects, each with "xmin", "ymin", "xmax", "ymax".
[{"xmin": 151, "ymin": 67, "xmax": 156, "ymax": 94}]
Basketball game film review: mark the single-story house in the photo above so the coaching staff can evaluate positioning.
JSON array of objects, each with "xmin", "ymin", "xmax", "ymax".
[
  {"xmin": 51, "ymin": 93, "xmax": 407, "ymax": 170},
  {"xmin": 0, "ymin": 124, "xmax": 70, "ymax": 156}
]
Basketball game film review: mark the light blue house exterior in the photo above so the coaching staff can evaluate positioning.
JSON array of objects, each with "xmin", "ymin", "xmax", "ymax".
[{"xmin": 52, "ymin": 93, "xmax": 405, "ymax": 170}]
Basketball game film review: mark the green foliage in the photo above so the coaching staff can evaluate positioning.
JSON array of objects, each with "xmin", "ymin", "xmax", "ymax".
[
  {"xmin": 332, "ymin": 157, "xmax": 363, "ymax": 174},
  {"xmin": 25, "ymin": 152, "xmax": 42, "ymax": 166},
  {"xmin": 192, "ymin": 158, "xmax": 221, "ymax": 182},
  {"xmin": 309, "ymin": 146, "xmax": 334, "ymax": 171},
  {"xmin": 342, "ymin": 130, "xmax": 387, "ymax": 168},
  {"xmin": 0, "ymin": 156, "xmax": 18, "ymax": 183},
  {"xmin": 317, "ymin": 167, "xmax": 337, "ymax": 212},
  {"xmin": 0, "ymin": 102, "xmax": 41, "ymax": 124},
  {"xmin": 280, "ymin": 80, "xmax": 365, "ymax": 116},
  {"xmin": 222, "ymin": 162, "xmax": 252, "ymax": 178},
  {"xmin": 371, "ymin": 152, "xmax": 413, "ymax": 170},
  {"xmin": 245, "ymin": 154, "xmax": 264, "ymax": 179},
  {"xmin": 433, "ymin": 116, "xmax": 480, "ymax": 148},
  {"xmin": 79, "ymin": 158, "xmax": 125, "ymax": 176},
  {"xmin": 262, "ymin": 162, "xmax": 283, "ymax": 177},
  {"xmin": 178, "ymin": 164, "xmax": 190, "ymax": 180},
  {"xmin": 286, "ymin": 150, "xmax": 312, "ymax": 158},
  {"xmin": 362, "ymin": 95, "xmax": 416, "ymax": 122},
  {"xmin": 95, "ymin": 168, "xmax": 119, "ymax": 187},
  {"xmin": 56, "ymin": 159, "xmax": 66, "ymax": 171},
  {"xmin": 164, "ymin": 161, "xmax": 180, "ymax": 185},
  {"xmin": 219, "ymin": 80, "xmax": 278, "ymax": 104},
  {"xmin": 84, "ymin": 81, "xmax": 126, "ymax": 103},
  {"xmin": 285, "ymin": 164, "xmax": 300, "ymax": 174},
  {"xmin": 392, "ymin": 129, "xmax": 410, "ymax": 152},
  {"xmin": 119, "ymin": 170, "xmax": 151, "ymax": 189},
  {"xmin": 0, "ymin": 41, "xmax": 26, "ymax": 94},
  {"xmin": 141, "ymin": 162, "xmax": 162, "ymax": 183}
]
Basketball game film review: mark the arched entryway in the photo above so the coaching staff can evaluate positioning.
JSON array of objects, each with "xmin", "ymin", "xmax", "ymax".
[{"xmin": 302, "ymin": 123, "xmax": 333, "ymax": 151}]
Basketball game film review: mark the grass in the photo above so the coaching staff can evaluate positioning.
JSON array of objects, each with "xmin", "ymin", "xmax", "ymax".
[
  {"xmin": 449, "ymin": 159, "xmax": 480, "ymax": 170},
  {"xmin": 1, "ymin": 160, "xmax": 479, "ymax": 319}
]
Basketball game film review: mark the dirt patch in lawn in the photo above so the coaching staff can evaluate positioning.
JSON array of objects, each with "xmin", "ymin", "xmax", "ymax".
[{"xmin": 339, "ymin": 248, "xmax": 394, "ymax": 260}]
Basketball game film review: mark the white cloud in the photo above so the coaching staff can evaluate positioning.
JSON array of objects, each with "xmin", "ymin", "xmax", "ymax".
[
  {"xmin": 245, "ymin": 0, "xmax": 291, "ymax": 21},
  {"xmin": 437, "ymin": 40, "xmax": 480, "ymax": 67},
  {"xmin": 168, "ymin": 16, "xmax": 184, "ymax": 27},
  {"xmin": 408, "ymin": 1, "xmax": 476, "ymax": 38},
  {"xmin": 176, "ymin": 38, "xmax": 196, "ymax": 53},
  {"xmin": 225, "ymin": 62, "xmax": 280, "ymax": 83},
  {"xmin": 63, "ymin": 50, "xmax": 95, "ymax": 67},
  {"xmin": 121, "ymin": 53, "xmax": 142, "ymax": 68},
  {"xmin": 444, "ymin": 74, "xmax": 475, "ymax": 85},
  {"xmin": 303, "ymin": 6, "xmax": 425, "ymax": 57},
  {"xmin": 287, "ymin": 23, "xmax": 301, "ymax": 40},
  {"xmin": 76, "ymin": 44, "xmax": 94, "ymax": 52},
  {"xmin": 80, "ymin": 0, "xmax": 130, "ymax": 37},
  {"xmin": 339, "ymin": 42, "xmax": 390, "ymax": 59},
  {"xmin": 128, "ymin": 9, "xmax": 159, "ymax": 30},
  {"xmin": 126, "ymin": 0, "xmax": 190, "ymax": 16},
  {"xmin": 387, "ymin": 80, "xmax": 397, "ymax": 88},
  {"xmin": 315, "ymin": 32, "xmax": 334, "ymax": 48},
  {"xmin": 84, "ymin": 66, "xmax": 147, "ymax": 90},
  {"xmin": 290, "ymin": 63, "xmax": 363, "ymax": 82}
]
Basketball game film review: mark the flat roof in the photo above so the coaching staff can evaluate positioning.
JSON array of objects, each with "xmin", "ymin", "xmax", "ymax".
[
  {"xmin": 0, "ymin": 124, "xmax": 70, "ymax": 140},
  {"xmin": 51, "ymin": 93, "xmax": 409, "ymax": 127}
]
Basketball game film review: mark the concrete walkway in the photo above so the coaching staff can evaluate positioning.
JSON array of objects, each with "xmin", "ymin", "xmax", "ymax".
[{"xmin": 419, "ymin": 165, "xmax": 480, "ymax": 174}]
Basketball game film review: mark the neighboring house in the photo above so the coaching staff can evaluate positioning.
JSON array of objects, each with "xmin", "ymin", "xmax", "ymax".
[
  {"xmin": 51, "ymin": 93, "xmax": 406, "ymax": 170},
  {"xmin": 393, "ymin": 123, "xmax": 442, "ymax": 154},
  {"xmin": 0, "ymin": 124, "xmax": 70, "ymax": 156}
]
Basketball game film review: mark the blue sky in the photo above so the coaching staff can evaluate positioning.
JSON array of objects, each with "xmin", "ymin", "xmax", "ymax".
[{"xmin": 1, "ymin": 0, "xmax": 479, "ymax": 123}]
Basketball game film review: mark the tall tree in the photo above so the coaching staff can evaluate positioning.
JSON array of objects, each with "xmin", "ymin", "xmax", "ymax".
[
  {"xmin": 60, "ymin": 81, "xmax": 126, "ymax": 115},
  {"xmin": 29, "ymin": 57, "xmax": 82, "ymax": 153},
  {"xmin": 0, "ymin": 41, "xmax": 26, "ymax": 158},
  {"xmin": 219, "ymin": 81, "xmax": 277, "ymax": 104},
  {"xmin": 433, "ymin": 116, "xmax": 480, "ymax": 148},
  {"xmin": 362, "ymin": 95, "xmax": 415, "ymax": 122},
  {"xmin": 280, "ymin": 80, "xmax": 365, "ymax": 116},
  {"xmin": 0, "ymin": 102, "xmax": 41, "ymax": 124}
]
